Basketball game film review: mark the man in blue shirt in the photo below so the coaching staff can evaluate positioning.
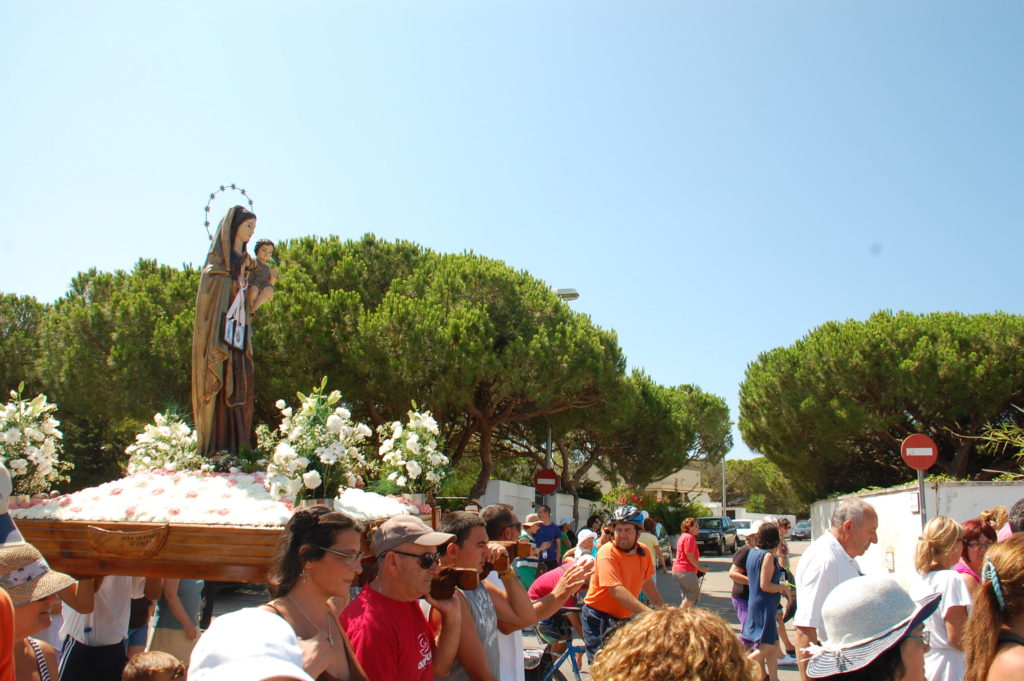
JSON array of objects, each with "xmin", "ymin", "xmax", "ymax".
[{"xmin": 534, "ymin": 505, "xmax": 563, "ymax": 570}]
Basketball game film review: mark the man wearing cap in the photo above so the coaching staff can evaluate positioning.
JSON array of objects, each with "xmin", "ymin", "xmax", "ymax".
[
  {"xmin": 339, "ymin": 514, "xmax": 461, "ymax": 681},
  {"xmin": 794, "ymin": 498, "xmax": 878, "ymax": 681},
  {"xmin": 480, "ymin": 504, "xmax": 591, "ymax": 681}
]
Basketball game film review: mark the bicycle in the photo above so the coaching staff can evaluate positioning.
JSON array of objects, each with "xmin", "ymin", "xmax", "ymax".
[{"xmin": 524, "ymin": 607, "xmax": 588, "ymax": 681}]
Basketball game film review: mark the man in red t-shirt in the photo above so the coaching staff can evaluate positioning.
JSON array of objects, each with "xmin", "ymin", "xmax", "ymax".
[
  {"xmin": 581, "ymin": 505, "xmax": 664, "ymax": 658},
  {"xmin": 339, "ymin": 515, "xmax": 461, "ymax": 681}
]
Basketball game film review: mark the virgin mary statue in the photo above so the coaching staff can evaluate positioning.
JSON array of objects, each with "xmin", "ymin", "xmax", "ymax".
[{"xmin": 191, "ymin": 206, "xmax": 257, "ymax": 456}]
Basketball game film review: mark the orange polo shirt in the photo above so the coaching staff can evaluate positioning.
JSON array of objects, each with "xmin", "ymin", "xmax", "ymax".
[{"xmin": 583, "ymin": 541, "xmax": 654, "ymax": 619}]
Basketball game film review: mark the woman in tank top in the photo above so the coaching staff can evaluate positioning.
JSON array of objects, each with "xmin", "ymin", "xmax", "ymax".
[{"xmin": 261, "ymin": 506, "xmax": 369, "ymax": 681}]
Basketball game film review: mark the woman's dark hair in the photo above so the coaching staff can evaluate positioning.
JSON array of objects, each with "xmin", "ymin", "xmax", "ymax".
[
  {"xmin": 819, "ymin": 639, "xmax": 905, "ymax": 681},
  {"xmin": 586, "ymin": 515, "xmax": 602, "ymax": 530},
  {"xmin": 228, "ymin": 206, "xmax": 257, "ymax": 244},
  {"xmin": 756, "ymin": 522, "xmax": 781, "ymax": 550},
  {"xmin": 268, "ymin": 506, "xmax": 363, "ymax": 597}
]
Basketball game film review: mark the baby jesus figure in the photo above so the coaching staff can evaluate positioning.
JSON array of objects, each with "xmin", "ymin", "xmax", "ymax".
[{"xmin": 248, "ymin": 238, "xmax": 279, "ymax": 313}]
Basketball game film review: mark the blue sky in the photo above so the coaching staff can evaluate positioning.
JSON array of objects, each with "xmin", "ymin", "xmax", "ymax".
[{"xmin": 2, "ymin": 1, "xmax": 1021, "ymax": 461}]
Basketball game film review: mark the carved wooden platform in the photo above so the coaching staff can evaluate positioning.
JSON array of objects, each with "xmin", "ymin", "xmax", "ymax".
[{"xmin": 19, "ymin": 519, "xmax": 283, "ymax": 581}]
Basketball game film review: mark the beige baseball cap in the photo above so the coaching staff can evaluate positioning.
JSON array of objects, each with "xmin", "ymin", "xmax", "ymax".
[{"xmin": 372, "ymin": 514, "xmax": 454, "ymax": 556}]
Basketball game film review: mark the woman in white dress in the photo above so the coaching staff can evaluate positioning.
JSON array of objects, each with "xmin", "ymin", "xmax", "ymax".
[{"xmin": 911, "ymin": 515, "xmax": 971, "ymax": 681}]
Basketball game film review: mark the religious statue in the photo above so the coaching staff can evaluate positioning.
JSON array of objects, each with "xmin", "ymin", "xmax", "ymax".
[{"xmin": 191, "ymin": 205, "xmax": 260, "ymax": 456}]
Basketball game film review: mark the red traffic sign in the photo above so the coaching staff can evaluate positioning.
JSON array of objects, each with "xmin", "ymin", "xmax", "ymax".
[
  {"xmin": 534, "ymin": 468, "xmax": 560, "ymax": 495},
  {"xmin": 901, "ymin": 434, "xmax": 938, "ymax": 471}
]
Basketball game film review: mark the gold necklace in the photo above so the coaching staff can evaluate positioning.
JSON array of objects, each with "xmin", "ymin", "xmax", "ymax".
[{"xmin": 286, "ymin": 593, "xmax": 334, "ymax": 645}]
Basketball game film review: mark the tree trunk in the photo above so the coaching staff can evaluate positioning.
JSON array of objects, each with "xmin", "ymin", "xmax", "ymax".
[{"xmin": 468, "ymin": 423, "xmax": 494, "ymax": 501}]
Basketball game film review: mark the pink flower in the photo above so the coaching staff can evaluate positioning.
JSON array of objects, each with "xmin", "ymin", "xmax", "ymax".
[
  {"xmin": 186, "ymin": 491, "xmax": 198, "ymax": 498},
  {"xmin": 226, "ymin": 479, "xmax": 237, "ymax": 487},
  {"xmin": 151, "ymin": 488, "xmax": 165, "ymax": 496},
  {"xmin": 70, "ymin": 506, "xmax": 82, "ymax": 513},
  {"xmin": 168, "ymin": 508, "xmax": 181, "ymax": 516},
  {"xmin": 217, "ymin": 508, "xmax": 230, "ymax": 516},
  {"xmin": 124, "ymin": 506, "xmax": 136, "ymax": 517},
  {"xmin": 58, "ymin": 497, "xmax": 72, "ymax": 507},
  {"xmin": 110, "ymin": 488, "xmax": 123, "ymax": 496}
]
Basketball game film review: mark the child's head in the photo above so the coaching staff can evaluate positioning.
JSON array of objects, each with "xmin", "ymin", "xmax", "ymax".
[
  {"xmin": 122, "ymin": 651, "xmax": 184, "ymax": 681},
  {"xmin": 253, "ymin": 238, "xmax": 275, "ymax": 264}
]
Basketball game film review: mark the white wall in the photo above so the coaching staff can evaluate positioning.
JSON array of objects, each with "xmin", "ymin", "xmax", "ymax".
[
  {"xmin": 810, "ymin": 481, "xmax": 1024, "ymax": 590},
  {"xmin": 479, "ymin": 479, "xmax": 601, "ymax": 529}
]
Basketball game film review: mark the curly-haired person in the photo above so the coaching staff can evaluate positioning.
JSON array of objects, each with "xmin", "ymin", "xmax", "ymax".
[{"xmin": 590, "ymin": 607, "xmax": 760, "ymax": 681}]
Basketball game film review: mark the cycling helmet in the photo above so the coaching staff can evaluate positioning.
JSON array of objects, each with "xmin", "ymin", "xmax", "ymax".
[{"xmin": 610, "ymin": 505, "xmax": 645, "ymax": 528}]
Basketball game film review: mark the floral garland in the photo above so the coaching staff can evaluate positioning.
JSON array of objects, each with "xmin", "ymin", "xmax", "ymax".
[
  {"xmin": 0, "ymin": 384, "xmax": 72, "ymax": 495},
  {"xmin": 378, "ymin": 408, "xmax": 449, "ymax": 493},
  {"xmin": 260, "ymin": 378, "xmax": 373, "ymax": 502}
]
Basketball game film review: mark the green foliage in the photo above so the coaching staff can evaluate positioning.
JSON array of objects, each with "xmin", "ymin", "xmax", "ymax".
[
  {"xmin": 700, "ymin": 457, "xmax": 806, "ymax": 516},
  {"xmin": 598, "ymin": 484, "xmax": 710, "ymax": 533},
  {"xmin": 0, "ymin": 294, "xmax": 47, "ymax": 394},
  {"xmin": 739, "ymin": 311, "xmax": 1024, "ymax": 503},
  {"xmin": 35, "ymin": 261, "xmax": 198, "ymax": 488},
  {"xmin": 9, "ymin": 232, "xmax": 731, "ymax": 499}
]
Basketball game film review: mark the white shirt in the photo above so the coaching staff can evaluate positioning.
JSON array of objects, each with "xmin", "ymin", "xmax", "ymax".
[
  {"xmin": 485, "ymin": 571, "xmax": 525, "ymax": 681},
  {"xmin": 911, "ymin": 569, "xmax": 971, "ymax": 681},
  {"xmin": 60, "ymin": 574, "xmax": 133, "ymax": 646},
  {"xmin": 794, "ymin": 531, "xmax": 861, "ymax": 634}
]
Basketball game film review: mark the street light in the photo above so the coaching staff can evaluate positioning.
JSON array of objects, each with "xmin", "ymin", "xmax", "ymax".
[
  {"xmin": 554, "ymin": 288, "xmax": 579, "ymax": 301},
  {"xmin": 545, "ymin": 288, "xmax": 580, "ymax": 515}
]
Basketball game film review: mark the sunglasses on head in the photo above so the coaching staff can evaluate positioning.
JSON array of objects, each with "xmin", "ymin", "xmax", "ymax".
[{"xmin": 390, "ymin": 549, "xmax": 441, "ymax": 570}]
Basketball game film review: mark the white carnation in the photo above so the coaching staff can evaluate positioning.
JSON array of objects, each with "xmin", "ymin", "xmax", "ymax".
[{"xmin": 302, "ymin": 470, "xmax": 323, "ymax": 489}]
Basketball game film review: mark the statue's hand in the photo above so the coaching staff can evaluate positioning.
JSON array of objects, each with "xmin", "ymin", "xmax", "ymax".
[{"xmin": 269, "ymin": 268, "xmax": 279, "ymax": 284}]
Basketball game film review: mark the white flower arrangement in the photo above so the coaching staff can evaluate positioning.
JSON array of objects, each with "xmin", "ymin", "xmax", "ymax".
[
  {"xmin": 260, "ymin": 378, "xmax": 373, "ymax": 502},
  {"xmin": 125, "ymin": 413, "xmax": 203, "ymax": 475},
  {"xmin": 0, "ymin": 384, "xmax": 72, "ymax": 495},
  {"xmin": 377, "ymin": 408, "xmax": 448, "ymax": 493}
]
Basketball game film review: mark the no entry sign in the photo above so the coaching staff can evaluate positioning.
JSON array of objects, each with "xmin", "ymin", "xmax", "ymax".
[
  {"xmin": 901, "ymin": 434, "xmax": 938, "ymax": 471},
  {"xmin": 534, "ymin": 468, "xmax": 560, "ymax": 495}
]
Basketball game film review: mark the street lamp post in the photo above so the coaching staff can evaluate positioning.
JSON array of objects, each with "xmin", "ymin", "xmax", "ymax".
[{"xmin": 545, "ymin": 288, "xmax": 579, "ymax": 516}]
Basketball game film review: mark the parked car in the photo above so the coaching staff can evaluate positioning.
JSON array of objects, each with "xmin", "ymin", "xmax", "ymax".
[
  {"xmin": 733, "ymin": 518, "xmax": 756, "ymax": 544},
  {"xmin": 790, "ymin": 519, "xmax": 812, "ymax": 541},
  {"xmin": 696, "ymin": 516, "xmax": 738, "ymax": 555}
]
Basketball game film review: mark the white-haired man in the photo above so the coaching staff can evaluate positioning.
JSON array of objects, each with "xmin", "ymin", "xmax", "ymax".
[{"xmin": 793, "ymin": 498, "xmax": 878, "ymax": 681}]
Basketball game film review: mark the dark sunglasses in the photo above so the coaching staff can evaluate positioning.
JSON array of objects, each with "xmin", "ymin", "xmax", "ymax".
[{"xmin": 390, "ymin": 549, "xmax": 441, "ymax": 570}]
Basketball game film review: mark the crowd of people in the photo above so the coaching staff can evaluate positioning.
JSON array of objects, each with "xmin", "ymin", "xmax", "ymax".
[{"xmin": 6, "ymin": 491, "xmax": 1024, "ymax": 681}]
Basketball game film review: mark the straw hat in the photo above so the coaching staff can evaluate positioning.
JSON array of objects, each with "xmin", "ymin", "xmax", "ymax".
[
  {"xmin": 806, "ymin": 575, "xmax": 940, "ymax": 677},
  {"xmin": 522, "ymin": 513, "xmax": 542, "ymax": 528},
  {"xmin": 0, "ymin": 543, "xmax": 76, "ymax": 608}
]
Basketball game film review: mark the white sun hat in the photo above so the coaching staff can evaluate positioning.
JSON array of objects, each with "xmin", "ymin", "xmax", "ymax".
[
  {"xmin": 189, "ymin": 607, "xmax": 315, "ymax": 681},
  {"xmin": 806, "ymin": 575, "xmax": 941, "ymax": 678}
]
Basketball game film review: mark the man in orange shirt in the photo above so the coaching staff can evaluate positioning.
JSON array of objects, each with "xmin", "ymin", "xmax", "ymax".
[{"xmin": 581, "ymin": 505, "xmax": 665, "ymax": 659}]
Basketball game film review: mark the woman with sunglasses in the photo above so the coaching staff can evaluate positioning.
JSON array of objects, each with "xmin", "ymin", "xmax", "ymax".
[
  {"xmin": 262, "ymin": 506, "xmax": 369, "ymax": 681},
  {"xmin": 955, "ymin": 517, "xmax": 997, "ymax": 600}
]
